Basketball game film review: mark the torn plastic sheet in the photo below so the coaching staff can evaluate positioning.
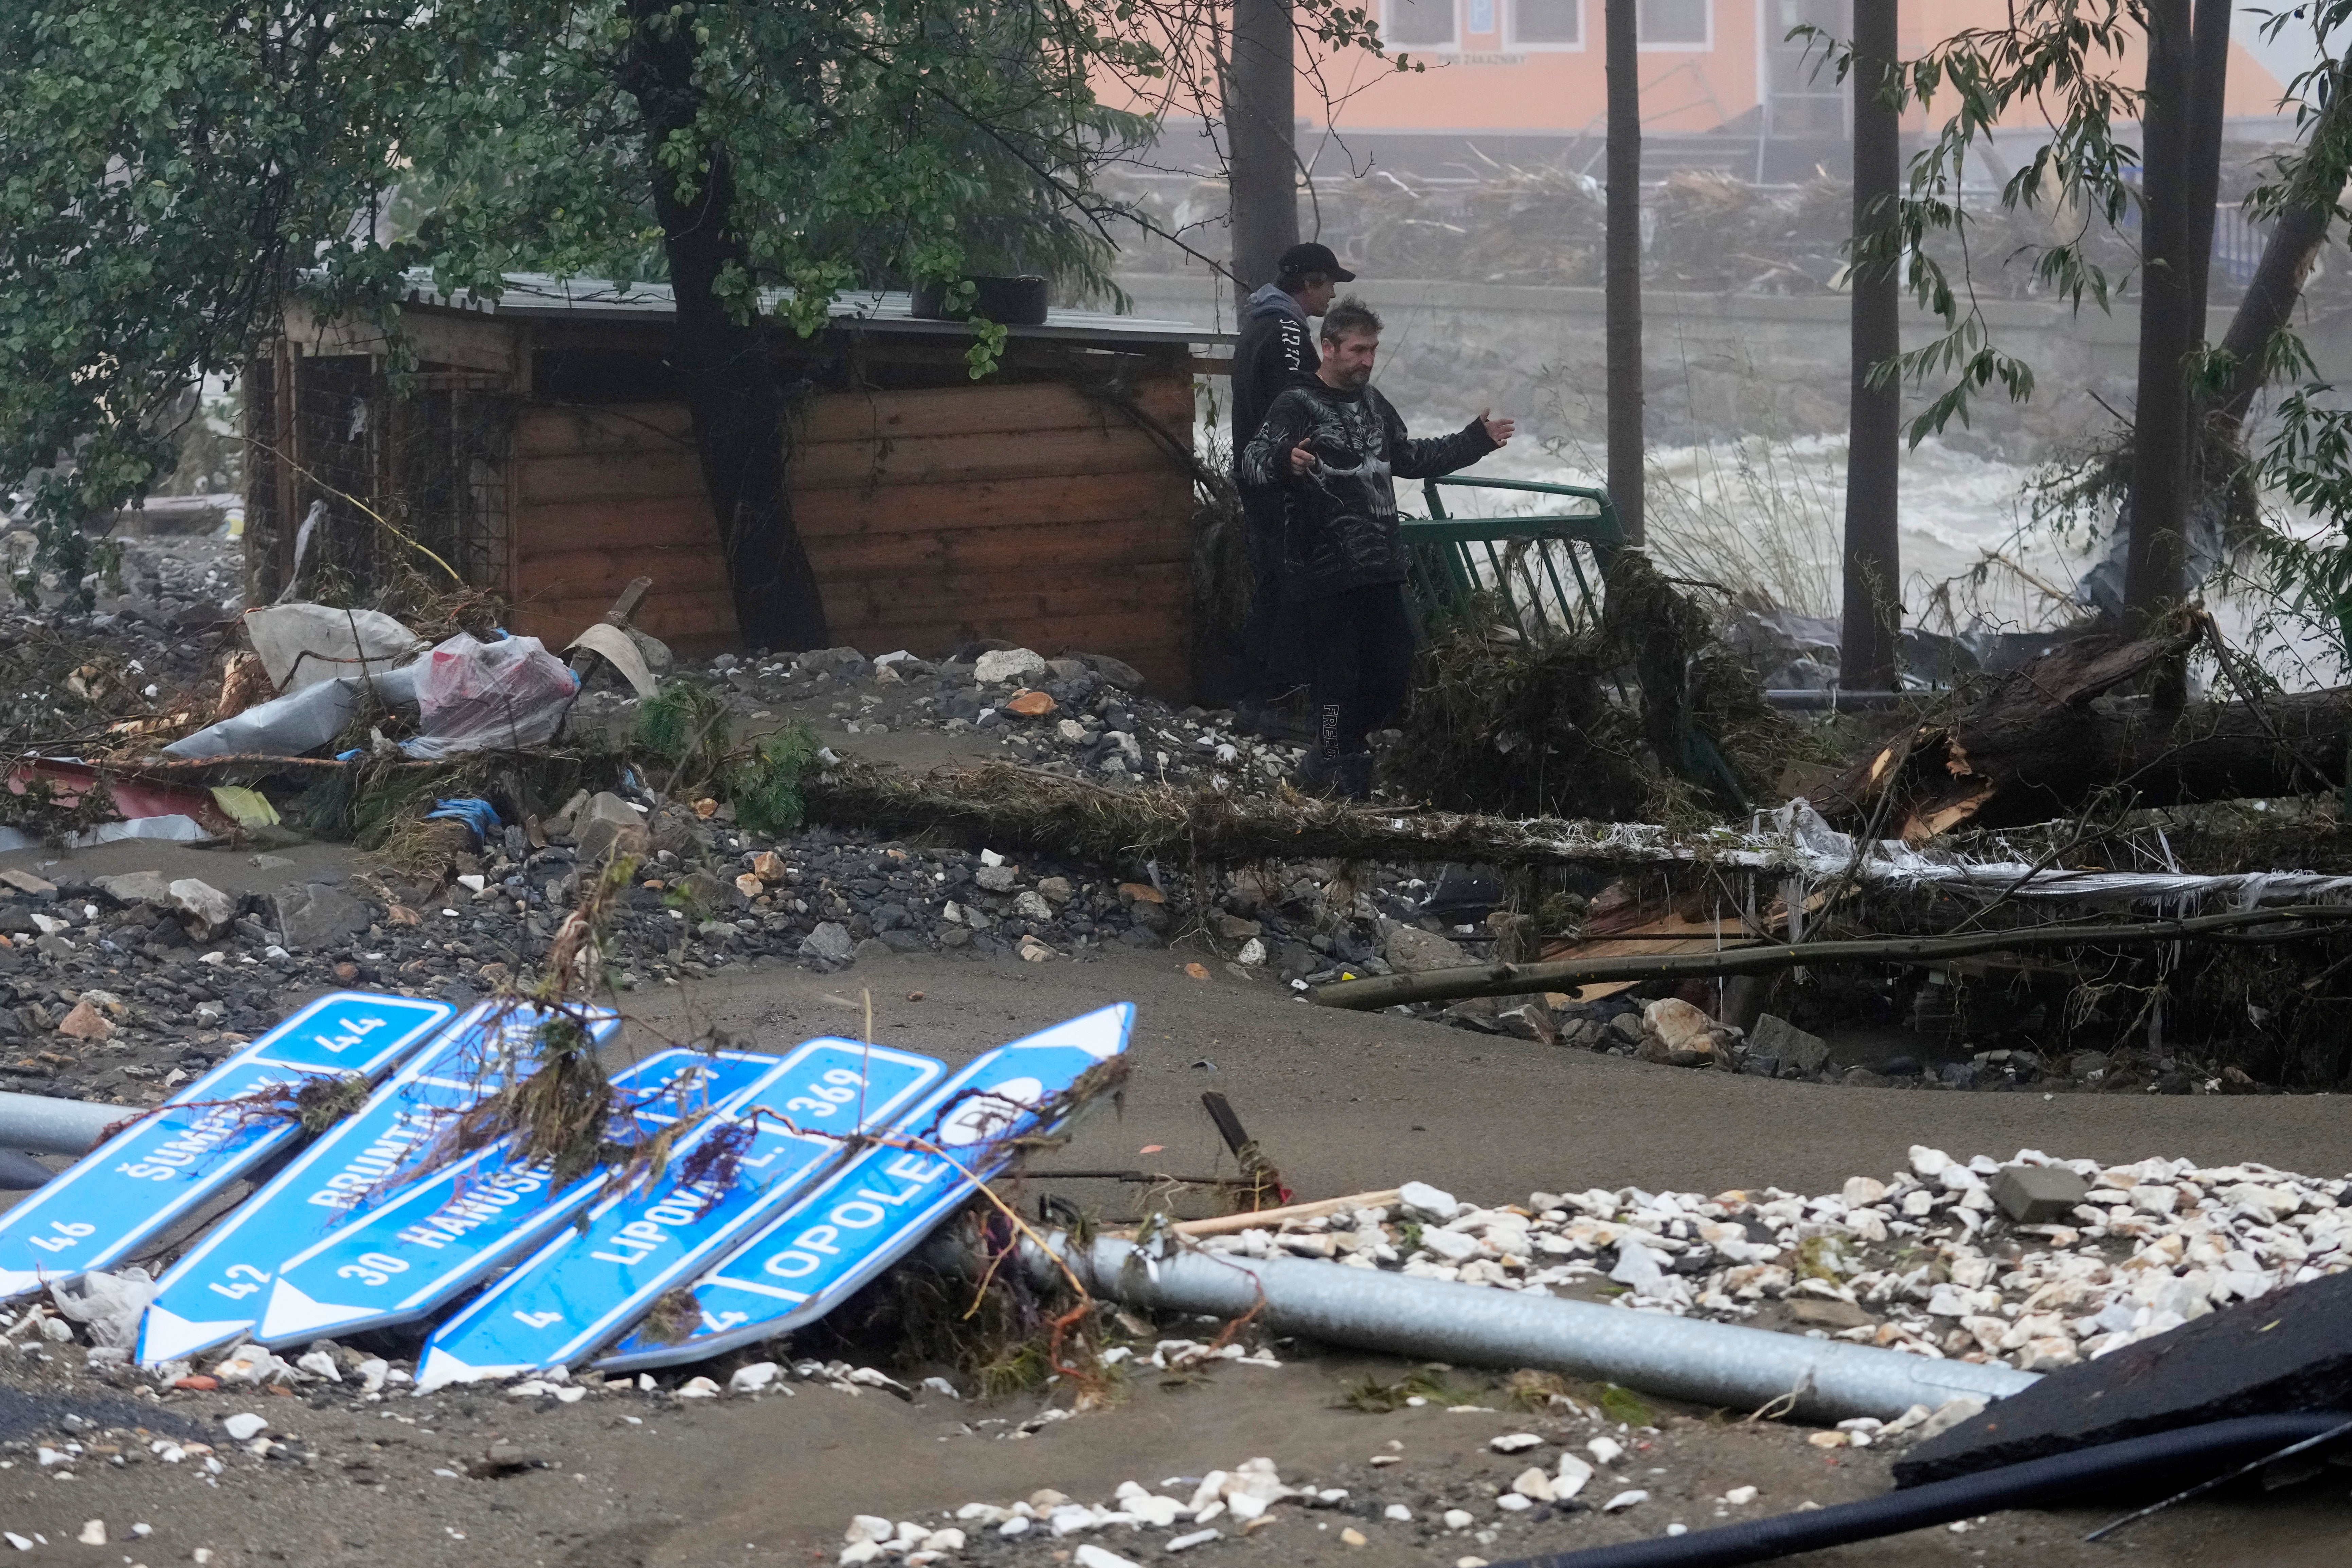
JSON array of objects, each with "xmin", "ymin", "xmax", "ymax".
[
  {"xmin": 243, "ymin": 602, "xmax": 426, "ymax": 694},
  {"xmin": 403, "ymin": 633, "xmax": 577, "ymax": 760},
  {"xmin": 566, "ymin": 622, "xmax": 660, "ymax": 699},
  {"xmin": 162, "ymin": 663, "xmax": 421, "ymax": 760},
  {"xmin": 0, "ymin": 761, "xmax": 238, "ymax": 848}
]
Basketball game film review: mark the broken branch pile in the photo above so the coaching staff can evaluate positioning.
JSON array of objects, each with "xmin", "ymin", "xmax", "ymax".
[{"xmin": 1825, "ymin": 627, "xmax": 2352, "ymax": 840}]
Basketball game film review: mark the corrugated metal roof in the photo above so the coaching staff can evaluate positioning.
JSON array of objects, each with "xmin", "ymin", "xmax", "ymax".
[{"xmin": 395, "ymin": 271, "xmax": 1234, "ymax": 345}]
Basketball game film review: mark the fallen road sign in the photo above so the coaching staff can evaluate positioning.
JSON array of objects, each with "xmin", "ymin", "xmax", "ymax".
[
  {"xmin": 254, "ymin": 1043, "xmax": 784, "ymax": 1348},
  {"xmin": 0, "ymin": 991, "xmax": 454, "ymax": 1302},
  {"xmin": 137, "ymin": 1001, "xmax": 620, "ymax": 1365},
  {"xmin": 597, "ymin": 1002, "xmax": 1132, "ymax": 1373},
  {"xmin": 415, "ymin": 1037, "xmax": 943, "ymax": 1387}
]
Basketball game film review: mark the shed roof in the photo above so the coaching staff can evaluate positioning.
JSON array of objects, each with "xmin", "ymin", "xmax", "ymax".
[{"xmin": 390, "ymin": 270, "xmax": 1234, "ymax": 346}]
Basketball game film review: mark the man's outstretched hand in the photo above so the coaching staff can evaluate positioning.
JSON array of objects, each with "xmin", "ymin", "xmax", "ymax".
[{"xmin": 1480, "ymin": 410, "xmax": 1516, "ymax": 447}]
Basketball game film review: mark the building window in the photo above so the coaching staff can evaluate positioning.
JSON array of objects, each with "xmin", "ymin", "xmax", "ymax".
[
  {"xmin": 1383, "ymin": 0, "xmax": 1457, "ymax": 47},
  {"xmin": 1510, "ymin": 0, "xmax": 1582, "ymax": 46},
  {"xmin": 1638, "ymin": 0, "xmax": 1709, "ymax": 47}
]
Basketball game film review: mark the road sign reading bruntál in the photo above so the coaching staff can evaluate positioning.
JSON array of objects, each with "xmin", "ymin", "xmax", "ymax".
[
  {"xmin": 0, "ymin": 991, "xmax": 455, "ymax": 1302},
  {"xmin": 254, "ymin": 1044, "xmax": 788, "ymax": 1348},
  {"xmin": 136, "ymin": 1001, "xmax": 621, "ymax": 1365},
  {"xmin": 597, "ymin": 1002, "xmax": 1132, "ymax": 1373},
  {"xmin": 415, "ymin": 1037, "xmax": 944, "ymax": 1387}
]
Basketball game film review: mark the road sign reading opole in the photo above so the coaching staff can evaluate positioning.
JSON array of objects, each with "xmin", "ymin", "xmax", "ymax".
[
  {"xmin": 597, "ymin": 1002, "xmax": 1132, "ymax": 1373},
  {"xmin": 0, "ymin": 991, "xmax": 455, "ymax": 1303},
  {"xmin": 254, "ymin": 1043, "xmax": 785, "ymax": 1348},
  {"xmin": 137, "ymin": 1000, "xmax": 621, "ymax": 1365},
  {"xmin": 415, "ymin": 1037, "xmax": 944, "ymax": 1388}
]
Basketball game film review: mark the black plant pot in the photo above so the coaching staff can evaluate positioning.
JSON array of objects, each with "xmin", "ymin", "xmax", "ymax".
[{"xmin": 909, "ymin": 275, "xmax": 1050, "ymax": 325}]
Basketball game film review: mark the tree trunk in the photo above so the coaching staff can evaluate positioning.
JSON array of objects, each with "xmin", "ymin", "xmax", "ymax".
[
  {"xmin": 1605, "ymin": 0, "xmax": 1645, "ymax": 545},
  {"xmin": 2210, "ymin": 78, "xmax": 2352, "ymax": 439},
  {"xmin": 2179, "ymin": 0, "xmax": 2233, "ymax": 332},
  {"xmin": 1827, "ymin": 629, "xmax": 2352, "ymax": 837},
  {"xmin": 1228, "ymin": 0, "xmax": 1298, "ymax": 293},
  {"xmin": 2122, "ymin": 0, "xmax": 2196, "ymax": 626},
  {"xmin": 620, "ymin": 2, "xmax": 830, "ymax": 654},
  {"xmin": 1840, "ymin": 0, "xmax": 1902, "ymax": 692}
]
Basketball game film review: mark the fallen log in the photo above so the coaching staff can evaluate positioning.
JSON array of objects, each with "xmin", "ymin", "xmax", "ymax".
[
  {"xmin": 1821, "ymin": 630, "xmax": 2352, "ymax": 840},
  {"xmin": 1309, "ymin": 906, "xmax": 2352, "ymax": 1011}
]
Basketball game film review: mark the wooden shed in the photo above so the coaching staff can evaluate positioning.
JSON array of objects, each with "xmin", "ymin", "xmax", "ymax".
[{"xmin": 247, "ymin": 274, "xmax": 1229, "ymax": 691}]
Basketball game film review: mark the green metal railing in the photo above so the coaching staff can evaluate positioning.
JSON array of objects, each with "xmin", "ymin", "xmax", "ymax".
[{"xmin": 1399, "ymin": 476, "xmax": 1628, "ymax": 639}]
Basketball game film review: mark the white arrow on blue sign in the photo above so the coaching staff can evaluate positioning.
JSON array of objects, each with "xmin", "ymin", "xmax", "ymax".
[
  {"xmin": 135, "ymin": 1000, "xmax": 622, "ymax": 1365},
  {"xmin": 414, "ymin": 1037, "xmax": 944, "ymax": 1388},
  {"xmin": 596, "ymin": 1002, "xmax": 1131, "ymax": 1373},
  {"xmin": 253, "ymin": 1043, "xmax": 788, "ymax": 1348},
  {"xmin": 0, "ymin": 991, "xmax": 455, "ymax": 1303}
]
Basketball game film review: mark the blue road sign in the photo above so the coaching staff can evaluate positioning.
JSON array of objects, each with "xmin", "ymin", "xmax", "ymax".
[
  {"xmin": 597, "ymin": 1002, "xmax": 1132, "ymax": 1373},
  {"xmin": 415, "ymin": 1038, "xmax": 944, "ymax": 1388},
  {"xmin": 137, "ymin": 1001, "xmax": 622, "ymax": 1365},
  {"xmin": 253, "ymin": 1044, "xmax": 785, "ymax": 1348},
  {"xmin": 0, "ymin": 992, "xmax": 455, "ymax": 1303}
]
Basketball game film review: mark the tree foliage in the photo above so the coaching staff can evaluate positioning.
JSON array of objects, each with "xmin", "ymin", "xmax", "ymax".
[{"xmin": 0, "ymin": 0, "xmax": 1394, "ymax": 602}]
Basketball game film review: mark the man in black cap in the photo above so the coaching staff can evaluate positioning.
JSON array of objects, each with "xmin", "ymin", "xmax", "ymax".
[{"xmin": 1230, "ymin": 241, "xmax": 1354, "ymax": 736}]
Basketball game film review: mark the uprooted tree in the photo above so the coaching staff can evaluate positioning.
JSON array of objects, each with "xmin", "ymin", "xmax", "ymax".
[{"xmin": 0, "ymin": 0, "xmax": 1389, "ymax": 637}]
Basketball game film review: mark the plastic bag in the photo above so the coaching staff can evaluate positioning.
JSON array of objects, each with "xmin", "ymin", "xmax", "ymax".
[
  {"xmin": 244, "ymin": 602, "xmax": 426, "ymax": 693},
  {"xmin": 50, "ymin": 1266, "xmax": 158, "ymax": 1351},
  {"xmin": 405, "ymin": 633, "xmax": 578, "ymax": 760},
  {"xmin": 163, "ymin": 663, "xmax": 422, "ymax": 760}
]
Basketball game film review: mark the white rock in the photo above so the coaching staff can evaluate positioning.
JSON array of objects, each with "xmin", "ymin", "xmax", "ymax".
[
  {"xmin": 1223, "ymin": 1493, "xmax": 1268, "ymax": 1522},
  {"xmin": 919, "ymin": 1528, "xmax": 965, "ymax": 1552},
  {"xmin": 76, "ymin": 1521, "xmax": 105, "ymax": 1546},
  {"xmin": 1601, "ymin": 1490, "xmax": 1649, "ymax": 1512},
  {"xmin": 1167, "ymin": 1529, "xmax": 1222, "ymax": 1552},
  {"xmin": 1442, "ymin": 1509, "xmax": 1475, "ymax": 1530},
  {"xmin": 356, "ymin": 1357, "xmax": 389, "ymax": 1393},
  {"xmin": 1384, "ymin": 1504, "xmax": 1414, "ymax": 1522},
  {"xmin": 1510, "ymin": 1467, "xmax": 1555, "ymax": 1502},
  {"xmin": 220, "ymin": 1413, "xmax": 268, "ymax": 1443},
  {"xmin": 1494, "ymin": 1495, "xmax": 1533, "ymax": 1514},
  {"xmin": 1422, "ymin": 1227, "xmax": 1483, "ymax": 1263},
  {"xmin": 998, "ymin": 1518, "xmax": 1031, "ymax": 1538},
  {"xmin": 295, "ymin": 1350, "xmax": 342, "ymax": 1382},
  {"xmin": 730, "ymin": 1362, "xmax": 782, "ymax": 1394},
  {"xmin": 1187, "ymin": 1472, "xmax": 1229, "ymax": 1514},
  {"xmin": 1072, "ymin": 1546, "xmax": 1143, "ymax": 1568},
  {"xmin": 676, "ymin": 1376, "xmax": 721, "ymax": 1398},
  {"xmin": 1909, "ymin": 1146, "xmax": 1952, "ymax": 1178},
  {"xmin": 1724, "ymin": 1485, "xmax": 1759, "ymax": 1505},
  {"xmin": 839, "ymin": 1544, "xmax": 882, "ymax": 1566},
  {"xmin": 1554, "ymin": 1454, "xmax": 1594, "ymax": 1498},
  {"xmin": 846, "ymin": 1516, "xmax": 895, "ymax": 1545},
  {"xmin": 1236, "ymin": 938, "xmax": 1267, "ymax": 967},
  {"xmin": 1588, "ymin": 1436, "xmax": 1625, "ymax": 1464},
  {"xmin": 974, "ymin": 649, "xmax": 1047, "ymax": 685},
  {"xmin": 1489, "ymin": 1432, "xmax": 1545, "ymax": 1453},
  {"xmin": 1842, "ymin": 1177, "xmax": 1887, "ymax": 1207},
  {"xmin": 1399, "ymin": 1180, "xmax": 1460, "ymax": 1220}
]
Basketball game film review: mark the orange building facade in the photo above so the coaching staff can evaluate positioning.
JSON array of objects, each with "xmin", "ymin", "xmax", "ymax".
[{"xmin": 1255, "ymin": 1, "xmax": 2306, "ymax": 179}]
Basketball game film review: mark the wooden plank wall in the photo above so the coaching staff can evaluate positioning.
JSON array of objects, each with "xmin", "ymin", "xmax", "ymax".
[{"xmin": 506, "ymin": 376, "xmax": 1197, "ymax": 688}]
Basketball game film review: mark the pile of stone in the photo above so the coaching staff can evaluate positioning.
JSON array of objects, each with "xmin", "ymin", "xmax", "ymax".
[{"xmin": 1183, "ymin": 1148, "xmax": 2350, "ymax": 1378}]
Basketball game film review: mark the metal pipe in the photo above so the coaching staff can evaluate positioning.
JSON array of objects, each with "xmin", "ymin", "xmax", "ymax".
[
  {"xmin": 1020, "ymin": 1233, "xmax": 2036, "ymax": 1423},
  {"xmin": 0, "ymin": 1091, "xmax": 124, "ymax": 1156}
]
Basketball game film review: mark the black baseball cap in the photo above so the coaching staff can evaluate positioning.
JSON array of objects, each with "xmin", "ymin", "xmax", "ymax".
[{"xmin": 1278, "ymin": 241, "xmax": 1356, "ymax": 282}]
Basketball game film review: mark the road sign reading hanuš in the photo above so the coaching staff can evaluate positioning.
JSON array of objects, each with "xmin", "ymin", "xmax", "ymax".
[
  {"xmin": 0, "ymin": 991, "xmax": 454, "ymax": 1302},
  {"xmin": 255, "ymin": 1044, "xmax": 786, "ymax": 1348},
  {"xmin": 136, "ymin": 1001, "xmax": 620, "ymax": 1365},
  {"xmin": 415, "ymin": 1038, "xmax": 944, "ymax": 1387},
  {"xmin": 598, "ymin": 1002, "xmax": 1132, "ymax": 1373}
]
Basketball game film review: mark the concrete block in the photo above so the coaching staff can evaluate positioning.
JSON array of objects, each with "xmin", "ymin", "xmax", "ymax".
[{"xmin": 1989, "ymin": 1163, "xmax": 2089, "ymax": 1224}]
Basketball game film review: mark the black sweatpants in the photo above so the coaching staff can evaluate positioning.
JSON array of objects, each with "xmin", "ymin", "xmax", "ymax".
[
  {"xmin": 1239, "ymin": 485, "xmax": 1303, "ymax": 701},
  {"xmin": 1304, "ymin": 583, "xmax": 1415, "ymax": 757}
]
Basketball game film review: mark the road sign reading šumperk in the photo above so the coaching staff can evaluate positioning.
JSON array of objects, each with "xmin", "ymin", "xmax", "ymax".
[
  {"xmin": 416, "ymin": 1037, "xmax": 944, "ymax": 1387},
  {"xmin": 137, "ymin": 1000, "xmax": 621, "ymax": 1365},
  {"xmin": 0, "ymin": 991, "xmax": 456, "ymax": 1302},
  {"xmin": 254, "ymin": 1044, "xmax": 787, "ymax": 1348},
  {"xmin": 597, "ymin": 1002, "xmax": 1132, "ymax": 1373}
]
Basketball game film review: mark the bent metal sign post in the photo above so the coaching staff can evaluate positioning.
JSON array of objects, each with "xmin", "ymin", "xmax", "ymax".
[
  {"xmin": 0, "ymin": 991, "xmax": 455, "ymax": 1303},
  {"xmin": 598, "ymin": 1002, "xmax": 1132, "ymax": 1373}
]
